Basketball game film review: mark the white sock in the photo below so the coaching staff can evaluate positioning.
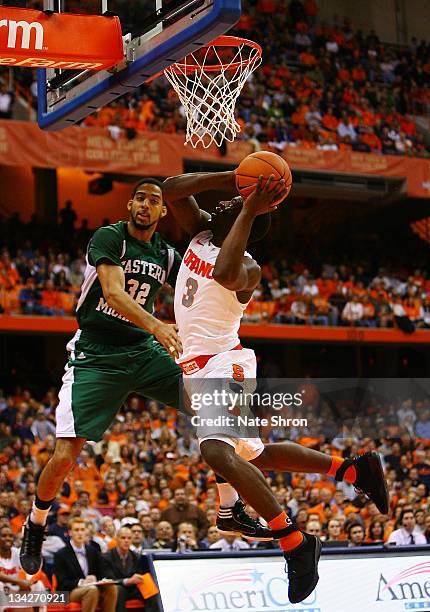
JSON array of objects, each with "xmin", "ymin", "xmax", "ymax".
[
  {"xmin": 30, "ymin": 502, "xmax": 51, "ymax": 526},
  {"xmin": 217, "ymin": 483, "xmax": 239, "ymax": 508}
]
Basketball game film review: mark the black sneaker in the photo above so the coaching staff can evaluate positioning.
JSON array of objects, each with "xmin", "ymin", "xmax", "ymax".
[
  {"xmin": 217, "ymin": 499, "xmax": 274, "ymax": 541},
  {"xmin": 284, "ymin": 533, "xmax": 322, "ymax": 604},
  {"xmin": 20, "ymin": 519, "xmax": 45, "ymax": 575},
  {"xmin": 335, "ymin": 451, "xmax": 390, "ymax": 514}
]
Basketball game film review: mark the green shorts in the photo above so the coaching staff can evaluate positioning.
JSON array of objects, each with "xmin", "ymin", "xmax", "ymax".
[{"xmin": 56, "ymin": 330, "xmax": 183, "ymax": 442}]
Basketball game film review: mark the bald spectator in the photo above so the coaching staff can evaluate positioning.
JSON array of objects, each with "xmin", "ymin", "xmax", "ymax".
[
  {"xmin": 160, "ymin": 488, "xmax": 209, "ymax": 540},
  {"xmin": 153, "ymin": 522, "xmax": 174, "ymax": 550},
  {"xmin": 209, "ymin": 533, "xmax": 250, "ymax": 552},
  {"xmin": 102, "ymin": 526, "xmax": 158, "ymax": 612}
]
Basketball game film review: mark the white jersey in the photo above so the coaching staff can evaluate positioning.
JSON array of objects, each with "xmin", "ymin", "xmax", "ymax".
[
  {"xmin": 0, "ymin": 548, "xmax": 20, "ymax": 587},
  {"xmin": 175, "ymin": 230, "xmax": 250, "ymax": 363}
]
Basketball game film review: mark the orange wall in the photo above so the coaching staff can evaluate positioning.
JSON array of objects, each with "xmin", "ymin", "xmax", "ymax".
[
  {"xmin": 0, "ymin": 166, "xmax": 34, "ymax": 221},
  {"xmin": 0, "ymin": 166, "xmax": 139, "ymax": 227},
  {"xmin": 0, "ymin": 166, "xmax": 182, "ymax": 241},
  {"xmin": 57, "ymin": 168, "xmax": 134, "ymax": 227}
]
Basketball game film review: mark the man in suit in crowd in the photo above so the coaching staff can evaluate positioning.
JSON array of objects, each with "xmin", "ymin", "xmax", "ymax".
[
  {"xmin": 54, "ymin": 517, "xmax": 117, "ymax": 612},
  {"xmin": 102, "ymin": 526, "xmax": 158, "ymax": 612}
]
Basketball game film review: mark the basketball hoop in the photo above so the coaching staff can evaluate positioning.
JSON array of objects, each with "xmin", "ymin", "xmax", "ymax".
[{"xmin": 164, "ymin": 35, "xmax": 262, "ymax": 148}]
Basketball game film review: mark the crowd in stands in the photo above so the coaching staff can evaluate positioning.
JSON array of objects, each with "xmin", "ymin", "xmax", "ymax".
[
  {"xmin": 1, "ymin": 1, "xmax": 430, "ymax": 158},
  {"xmin": 245, "ymin": 260, "xmax": 430, "ymax": 331},
  {"xmin": 79, "ymin": 1, "xmax": 430, "ymax": 159},
  {"xmin": 1, "ymin": 208, "xmax": 429, "ymax": 332},
  {"xmin": 0, "ymin": 385, "xmax": 429, "ymax": 588},
  {"xmin": 0, "ymin": 383, "xmax": 430, "ymax": 590}
]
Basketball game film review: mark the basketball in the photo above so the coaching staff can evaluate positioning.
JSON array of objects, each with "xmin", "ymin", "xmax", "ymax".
[{"xmin": 235, "ymin": 151, "xmax": 292, "ymax": 206}]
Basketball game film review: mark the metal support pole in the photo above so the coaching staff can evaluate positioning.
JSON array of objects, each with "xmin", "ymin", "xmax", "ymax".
[
  {"xmin": 394, "ymin": 0, "xmax": 407, "ymax": 44},
  {"xmin": 43, "ymin": 0, "xmax": 55, "ymax": 14},
  {"xmin": 102, "ymin": 0, "xmax": 116, "ymax": 16}
]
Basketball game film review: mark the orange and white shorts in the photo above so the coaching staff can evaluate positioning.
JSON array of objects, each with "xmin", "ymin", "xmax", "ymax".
[{"xmin": 180, "ymin": 346, "xmax": 264, "ymax": 462}]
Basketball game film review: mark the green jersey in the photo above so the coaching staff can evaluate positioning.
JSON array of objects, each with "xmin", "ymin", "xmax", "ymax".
[{"xmin": 76, "ymin": 221, "xmax": 181, "ymax": 343}]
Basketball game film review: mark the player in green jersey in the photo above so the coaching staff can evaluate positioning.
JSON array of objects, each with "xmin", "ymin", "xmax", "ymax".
[{"xmin": 20, "ymin": 178, "xmax": 184, "ymax": 575}]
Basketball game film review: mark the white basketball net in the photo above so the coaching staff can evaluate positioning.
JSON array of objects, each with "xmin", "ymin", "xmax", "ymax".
[{"xmin": 164, "ymin": 37, "xmax": 262, "ymax": 148}]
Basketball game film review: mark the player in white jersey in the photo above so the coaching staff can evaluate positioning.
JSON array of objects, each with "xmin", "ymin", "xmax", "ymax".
[
  {"xmin": 164, "ymin": 170, "xmax": 389, "ymax": 604},
  {"xmin": 0, "ymin": 525, "xmax": 47, "ymax": 612}
]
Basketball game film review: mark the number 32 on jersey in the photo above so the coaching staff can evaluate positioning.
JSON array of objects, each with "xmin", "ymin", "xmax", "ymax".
[{"xmin": 127, "ymin": 279, "xmax": 150, "ymax": 305}]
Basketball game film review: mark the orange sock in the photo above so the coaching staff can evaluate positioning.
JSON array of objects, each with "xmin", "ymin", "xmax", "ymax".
[
  {"xmin": 269, "ymin": 511, "xmax": 304, "ymax": 552},
  {"xmin": 327, "ymin": 456, "xmax": 356, "ymax": 484}
]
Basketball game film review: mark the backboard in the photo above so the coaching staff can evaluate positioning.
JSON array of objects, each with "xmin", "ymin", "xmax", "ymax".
[{"xmin": 37, "ymin": 0, "xmax": 241, "ymax": 130}]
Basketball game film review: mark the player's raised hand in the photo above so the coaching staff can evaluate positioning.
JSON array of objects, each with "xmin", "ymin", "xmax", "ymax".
[
  {"xmin": 154, "ymin": 321, "xmax": 183, "ymax": 359},
  {"xmin": 243, "ymin": 175, "xmax": 288, "ymax": 215}
]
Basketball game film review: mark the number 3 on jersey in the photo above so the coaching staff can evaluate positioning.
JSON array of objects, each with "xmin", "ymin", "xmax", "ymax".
[
  {"xmin": 182, "ymin": 277, "xmax": 198, "ymax": 307},
  {"xmin": 127, "ymin": 279, "xmax": 150, "ymax": 305}
]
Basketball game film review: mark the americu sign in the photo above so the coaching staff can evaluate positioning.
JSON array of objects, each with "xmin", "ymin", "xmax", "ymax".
[{"xmin": 153, "ymin": 550, "xmax": 430, "ymax": 612}]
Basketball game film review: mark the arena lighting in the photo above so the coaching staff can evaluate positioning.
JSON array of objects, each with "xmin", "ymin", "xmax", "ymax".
[{"xmin": 88, "ymin": 175, "xmax": 113, "ymax": 195}]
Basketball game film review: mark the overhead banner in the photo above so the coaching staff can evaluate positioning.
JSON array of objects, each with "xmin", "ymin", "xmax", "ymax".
[
  {"xmin": 0, "ymin": 7, "xmax": 123, "ymax": 69},
  {"xmin": 153, "ymin": 550, "xmax": 430, "ymax": 612},
  {"xmin": 0, "ymin": 121, "xmax": 430, "ymax": 198}
]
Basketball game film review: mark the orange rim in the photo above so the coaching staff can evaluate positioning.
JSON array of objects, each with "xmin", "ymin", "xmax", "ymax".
[{"xmin": 165, "ymin": 35, "xmax": 262, "ymax": 75}]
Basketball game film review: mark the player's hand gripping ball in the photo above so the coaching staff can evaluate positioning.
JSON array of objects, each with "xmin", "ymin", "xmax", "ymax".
[
  {"xmin": 235, "ymin": 151, "xmax": 292, "ymax": 207},
  {"xmin": 242, "ymin": 175, "xmax": 288, "ymax": 216}
]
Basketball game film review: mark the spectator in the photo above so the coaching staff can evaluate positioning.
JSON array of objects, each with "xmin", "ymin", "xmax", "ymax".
[
  {"xmin": 40, "ymin": 280, "xmax": 64, "ymax": 316},
  {"xmin": 415, "ymin": 409, "xmax": 430, "ymax": 440},
  {"xmin": 78, "ymin": 491, "xmax": 103, "ymax": 529},
  {"xmin": 54, "ymin": 517, "xmax": 117, "ymax": 612},
  {"xmin": 102, "ymin": 526, "xmax": 158, "ymax": 612},
  {"xmin": 152, "ymin": 521, "xmax": 174, "ymax": 550},
  {"xmin": 93, "ymin": 517, "xmax": 116, "ymax": 553},
  {"xmin": 200, "ymin": 526, "xmax": 221, "ymax": 549},
  {"xmin": 31, "ymin": 409, "xmax": 56, "ymax": 441},
  {"xmin": 366, "ymin": 519, "xmax": 385, "ymax": 544},
  {"xmin": 48, "ymin": 508, "xmax": 71, "ymax": 543},
  {"xmin": 0, "ymin": 83, "xmax": 13, "ymax": 119},
  {"xmin": 325, "ymin": 518, "xmax": 343, "ymax": 544},
  {"xmin": 209, "ymin": 533, "xmax": 250, "ymax": 551},
  {"xmin": 342, "ymin": 295, "xmax": 364, "ymax": 326},
  {"xmin": 175, "ymin": 522, "xmax": 199, "ymax": 553},
  {"xmin": 347, "ymin": 522, "xmax": 365, "ymax": 547},
  {"xmin": 424, "ymin": 514, "xmax": 430, "ymax": 544},
  {"xmin": 18, "ymin": 278, "xmax": 41, "ymax": 315},
  {"xmin": 387, "ymin": 509, "xmax": 427, "ymax": 546},
  {"xmin": 59, "ymin": 201, "xmax": 78, "ymax": 236},
  {"xmin": 305, "ymin": 519, "xmax": 322, "ymax": 538},
  {"xmin": 160, "ymin": 488, "xmax": 209, "ymax": 540}
]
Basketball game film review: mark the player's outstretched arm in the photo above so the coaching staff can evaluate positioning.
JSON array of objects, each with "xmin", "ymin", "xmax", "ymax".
[
  {"xmin": 163, "ymin": 171, "xmax": 236, "ymax": 235},
  {"xmin": 213, "ymin": 177, "xmax": 287, "ymax": 292},
  {"xmin": 97, "ymin": 263, "xmax": 182, "ymax": 358}
]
